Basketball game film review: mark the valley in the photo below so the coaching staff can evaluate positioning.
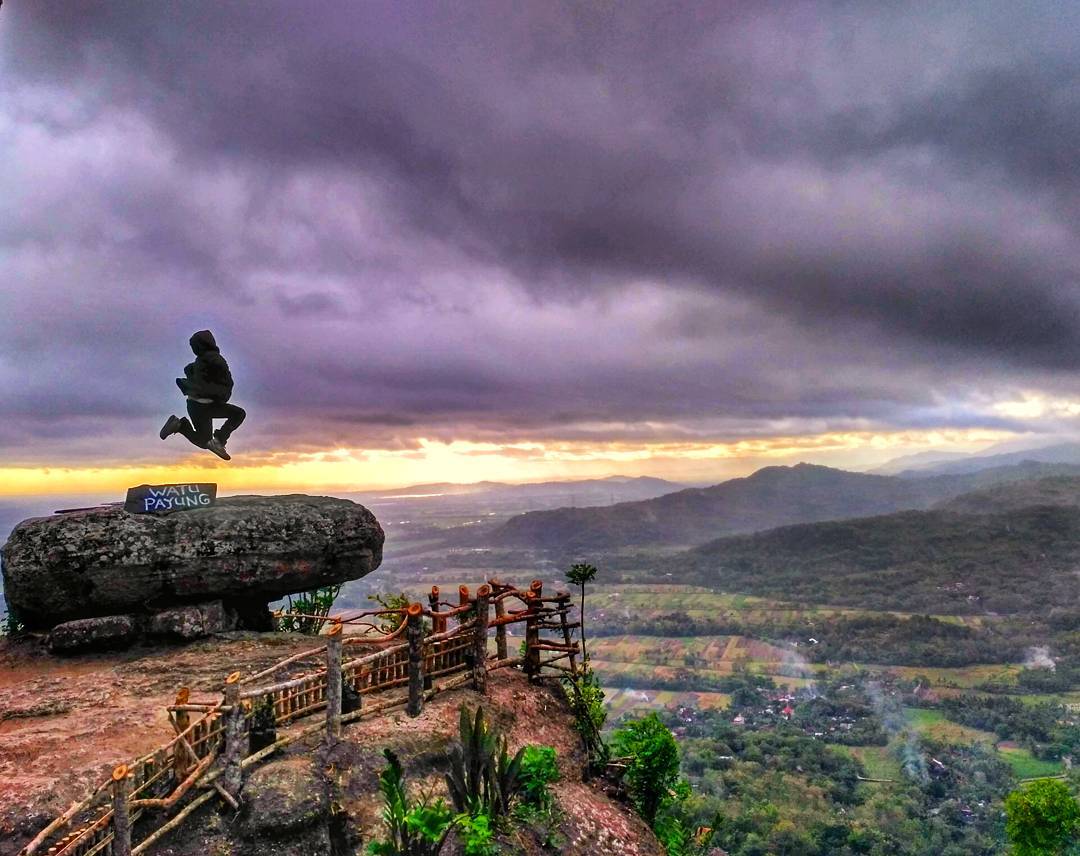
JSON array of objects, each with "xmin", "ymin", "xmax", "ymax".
[
  {"xmin": 324, "ymin": 462, "xmax": 1080, "ymax": 853},
  {"xmin": 4, "ymin": 460, "xmax": 1080, "ymax": 854}
]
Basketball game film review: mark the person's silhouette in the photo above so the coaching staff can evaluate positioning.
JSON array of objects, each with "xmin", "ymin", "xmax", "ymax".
[{"xmin": 160, "ymin": 330, "xmax": 245, "ymax": 460}]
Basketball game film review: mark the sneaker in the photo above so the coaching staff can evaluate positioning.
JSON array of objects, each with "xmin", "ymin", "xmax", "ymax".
[
  {"xmin": 206, "ymin": 437, "xmax": 232, "ymax": 461},
  {"xmin": 159, "ymin": 415, "xmax": 182, "ymax": 440}
]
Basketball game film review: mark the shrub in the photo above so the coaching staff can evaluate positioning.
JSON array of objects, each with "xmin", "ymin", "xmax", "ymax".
[
  {"xmin": 368, "ymin": 592, "xmax": 413, "ymax": 633},
  {"xmin": 562, "ymin": 664, "xmax": 608, "ymax": 764},
  {"xmin": 455, "ymin": 812, "xmax": 497, "ymax": 856},
  {"xmin": 609, "ymin": 713, "xmax": 683, "ymax": 826},
  {"xmin": 518, "ymin": 746, "xmax": 559, "ymax": 810},
  {"xmin": 1004, "ymin": 779, "xmax": 1080, "ymax": 856},
  {"xmin": 367, "ymin": 749, "xmax": 454, "ymax": 856},
  {"xmin": 277, "ymin": 585, "xmax": 341, "ymax": 635}
]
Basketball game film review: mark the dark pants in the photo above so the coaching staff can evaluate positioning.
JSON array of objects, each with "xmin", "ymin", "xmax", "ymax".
[{"xmin": 176, "ymin": 400, "xmax": 246, "ymax": 447}]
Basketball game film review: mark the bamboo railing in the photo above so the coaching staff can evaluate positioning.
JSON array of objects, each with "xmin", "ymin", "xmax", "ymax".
[{"xmin": 19, "ymin": 579, "xmax": 579, "ymax": 856}]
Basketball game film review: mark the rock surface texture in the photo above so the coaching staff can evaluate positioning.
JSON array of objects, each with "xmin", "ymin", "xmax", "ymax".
[
  {"xmin": 1, "ymin": 494, "xmax": 383, "ymax": 631},
  {"xmin": 241, "ymin": 757, "xmax": 329, "ymax": 838}
]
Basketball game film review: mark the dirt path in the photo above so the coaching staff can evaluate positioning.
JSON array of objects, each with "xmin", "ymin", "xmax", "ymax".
[{"xmin": 0, "ymin": 634, "xmax": 318, "ymax": 846}]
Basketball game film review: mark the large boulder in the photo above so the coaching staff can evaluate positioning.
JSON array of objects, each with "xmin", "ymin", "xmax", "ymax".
[
  {"xmin": 241, "ymin": 757, "xmax": 329, "ymax": 838},
  {"xmin": 1, "ymin": 495, "xmax": 383, "ymax": 631}
]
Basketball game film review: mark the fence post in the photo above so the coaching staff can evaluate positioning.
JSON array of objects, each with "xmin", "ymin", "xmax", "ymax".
[
  {"xmin": 173, "ymin": 687, "xmax": 192, "ymax": 778},
  {"xmin": 111, "ymin": 764, "xmax": 132, "ymax": 856},
  {"xmin": 472, "ymin": 585, "xmax": 490, "ymax": 693},
  {"xmin": 524, "ymin": 591, "xmax": 541, "ymax": 681},
  {"xmin": 407, "ymin": 603, "xmax": 424, "ymax": 717},
  {"xmin": 429, "ymin": 586, "xmax": 445, "ymax": 634},
  {"xmin": 556, "ymin": 590, "xmax": 578, "ymax": 675},
  {"xmin": 326, "ymin": 621, "xmax": 343, "ymax": 740},
  {"xmin": 221, "ymin": 671, "xmax": 245, "ymax": 800},
  {"xmin": 457, "ymin": 585, "xmax": 471, "ymax": 627},
  {"xmin": 490, "ymin": 580, "xmax": 508, "ymax": 660}
]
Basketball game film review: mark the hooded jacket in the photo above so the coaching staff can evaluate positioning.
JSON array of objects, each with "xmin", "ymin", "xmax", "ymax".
[{"xmin": 182, "ymin": 330, "xmax": 234, "ymax": 402}]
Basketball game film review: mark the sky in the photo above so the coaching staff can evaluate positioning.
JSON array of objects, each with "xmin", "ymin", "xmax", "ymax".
[{"xmin": 3, "ymin": 1, "xmax": 1080, "ymax": 495}]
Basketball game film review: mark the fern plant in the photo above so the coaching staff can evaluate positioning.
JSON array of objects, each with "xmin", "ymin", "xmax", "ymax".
[{"xmin": 367, "ymin": 749, "xmax": 454, "ymax": 856}]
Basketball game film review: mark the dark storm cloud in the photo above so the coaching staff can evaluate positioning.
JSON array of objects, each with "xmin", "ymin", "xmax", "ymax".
[{"xmin": 3, "ymin": 1, "xmax": 1080, "ymax": 464}]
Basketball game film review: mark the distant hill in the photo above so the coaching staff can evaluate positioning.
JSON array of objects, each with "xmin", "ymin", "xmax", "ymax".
[
  {"xmin": 488, "ymin": 461, "xmax": 1080, "ymax": 551},
  {"xmin": 490, "ymin": 463, "xmax": 948, "ymax": 550},
  {"xmin": 868, "ymin": 449, "xmax": 972, "ymax": 475},
  {"xmin": 894, "ymin": 442, "xmax": 1080, "ymax": 477},
  {"xmin": 936, "ymin": 474, "xmax": 1080, "ymax": 515},
  {"xmin": 677, "ymin": 504, "xmax": 1080, "ymax": 615},
  {"xmin": 354, "ymin": 475, "xmax": 683, "ymax": 504}
]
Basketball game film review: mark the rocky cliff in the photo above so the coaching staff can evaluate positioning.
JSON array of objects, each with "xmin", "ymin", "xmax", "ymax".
[{"xmin": 1, "ymin": 495, "xmax": 384, "ymax": 640}]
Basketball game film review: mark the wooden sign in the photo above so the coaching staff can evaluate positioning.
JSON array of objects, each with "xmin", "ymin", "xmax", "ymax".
[{"xmin": 125, "ymin": 483, "xmax": 217, "ymax": 514}]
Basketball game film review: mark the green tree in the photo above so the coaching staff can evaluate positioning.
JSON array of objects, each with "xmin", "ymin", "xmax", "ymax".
[
  {"xmin": 610, "ymin": 713, "xmax": 683, "ymax": 826},
  {"xmin": 566, "ymin": 562, "xmax": 598, "ymax": 663},
  {"xmin": 1005, "ymin": 779, "xmax": 1080, "ymax": 856}
]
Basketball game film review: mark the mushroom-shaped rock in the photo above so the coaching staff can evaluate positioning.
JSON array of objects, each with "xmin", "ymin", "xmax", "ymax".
[{"xmin": 1, "ymin": 494, "xmax": 383, "ymax": 630}]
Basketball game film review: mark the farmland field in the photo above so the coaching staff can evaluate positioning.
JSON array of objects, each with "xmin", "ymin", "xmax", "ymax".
[
  {"xmin": 903, "ymin": 707, "xmax": 997, "ymax": 745},
  {"xmin": 588, "ymin": 585, "xmax": 990, "ymax": 627},
  {"xmin": 846, "ymin": 746, "xmax": 904, "ymax": 783},
  {"xmin": 903, "ymin": 708, "xmax": 1066, "ymax": 779},
  {"xmin": 603, "ymin": 686, "xmax": 731, "ymax": 724},
  {"xmin": 589, "ymin": 633, "xmax": 1025, "ymax": 690},
  {"xmin": 996, "ymin": 744, "xmax": 1065, "ymax": 779}
]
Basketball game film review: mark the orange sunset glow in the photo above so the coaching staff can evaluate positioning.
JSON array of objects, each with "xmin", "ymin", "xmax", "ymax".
[{"xmin": 0, "ymin": 430, "xmax": 1012, "ymax": 497}]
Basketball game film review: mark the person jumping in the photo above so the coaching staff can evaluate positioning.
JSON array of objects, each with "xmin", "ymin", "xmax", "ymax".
[{"xmin": 159, "ymin": 330, "xmax": 245, "ymax": 461}]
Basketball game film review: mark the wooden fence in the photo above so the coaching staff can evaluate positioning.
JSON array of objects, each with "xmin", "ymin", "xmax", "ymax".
[{"xmin": 19, "ymin": 579, "xmax": 579, "ymax": 856}]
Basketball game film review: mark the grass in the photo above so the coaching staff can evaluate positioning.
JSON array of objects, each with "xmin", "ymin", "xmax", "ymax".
[
  {"xmin": 903, "ymin": 708, "xmax": 1066, "ymax": 779},
  {"xmin": 888, "ymin": 664, "xmax": 1022, "ymax": 689},
  {"xmin": 903, "ymin": 707, "xmax": 998, "ymax": 745},
  {"xmin": 997, "ymin": 745, "xmax": 1065, "ymax": 779},
  {"xmin": 845, "ymin": 746, "xmax": 904, "ymax": 783}
]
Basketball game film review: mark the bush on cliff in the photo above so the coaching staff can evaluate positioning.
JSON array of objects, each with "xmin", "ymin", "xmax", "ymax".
[
  {"xmin": 609, "ymin": 713, "xmax": 685, "ymax": 827},
  {"xmin": 277, "ymin": 584, "xmax": 342, "ymax": 635},
  {"xmin": 367, "ymin": 748, "xmax": 454, "ymax": 856}
]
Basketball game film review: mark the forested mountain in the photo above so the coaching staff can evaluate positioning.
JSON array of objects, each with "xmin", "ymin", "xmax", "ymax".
[
  {"xmin": 935, "ymin": 474, "xmax": 1080, "ymax": 515},
  {"xmin": 893, "ymin": 442, "xmax": 1080, "ymax": 477},
  {"xmin": 676, "ymin": 504, "xmax": 1080, "ymax": 615},
  {"xmin": 490, "ymin": 461, "xmax": 1080, "ymax": 550}
]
